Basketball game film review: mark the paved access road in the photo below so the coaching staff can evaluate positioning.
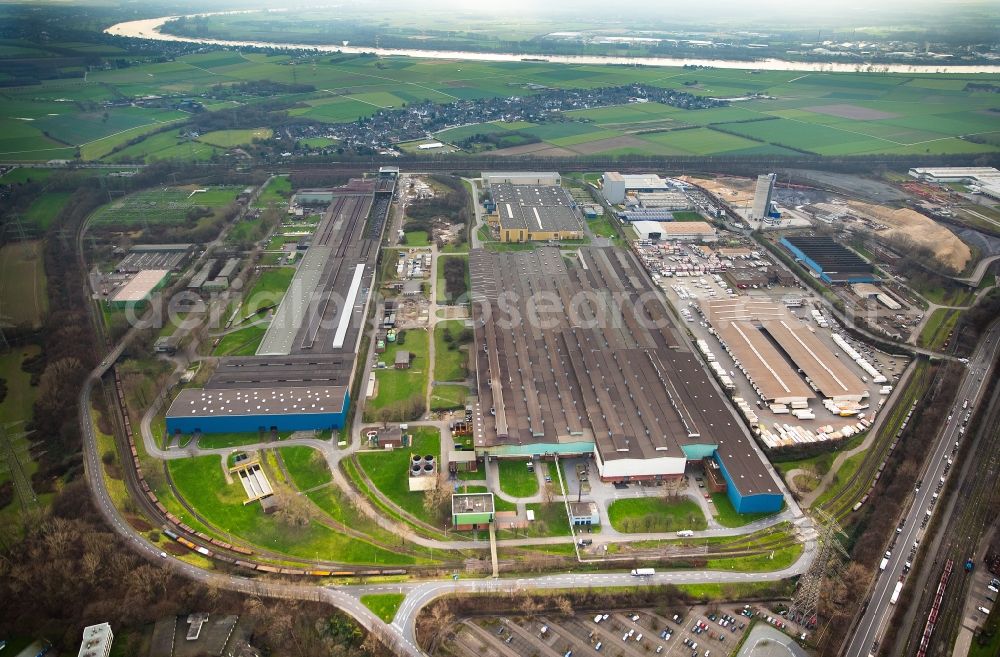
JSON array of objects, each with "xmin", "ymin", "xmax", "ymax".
[{"xmin": 843, "ymin": 320, "xmax": 1000, "ymax": 657}]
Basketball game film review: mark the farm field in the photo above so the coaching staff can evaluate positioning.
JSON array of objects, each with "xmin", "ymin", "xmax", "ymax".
[
  {"xmin": 0, "ymin": 240, "xmax": 47, "ymax": 327},
  {"xmin": 196, "ymin": 127, "xmax": 272, "ymax": 148},
  {"xmin": 107, "ymin": 127, "xmax": 223, "ymax": 162},
  {"xmin": 1, "ymin": 49, "xmax": 998, "ymax": 160},
  {"xmin": 89, "ymin": 185, "xmax": 241, "ymax": 226}
]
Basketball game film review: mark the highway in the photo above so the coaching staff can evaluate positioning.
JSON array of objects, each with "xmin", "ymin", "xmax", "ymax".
[{"xmin": 843, "ymin": 319, "xmax": 1000, "ymax": 657}]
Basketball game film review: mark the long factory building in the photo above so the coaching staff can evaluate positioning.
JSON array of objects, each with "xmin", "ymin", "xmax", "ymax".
[
  {"xmin": 166, "ymin": 173, "xmax": 395, "ymax": 435},
  {"xmin": 700, "ymin": 299, "xmax": 868, "ymax": 405},
  {"xmin": 470, "ymin": 246, "xmax": 784, "ymax": 514}
]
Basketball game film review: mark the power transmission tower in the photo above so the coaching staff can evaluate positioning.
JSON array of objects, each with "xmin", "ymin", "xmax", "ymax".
[{"xmin": 788, "ymin": 509, "xmax": 849, "ymax": 627}]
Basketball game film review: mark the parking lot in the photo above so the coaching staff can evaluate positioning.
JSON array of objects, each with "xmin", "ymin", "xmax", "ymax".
[
  {"xmin": 441, "ymin": 605, "xmax": 754, "ymax": 657},
  {"xmin": 658, "ymin": 273, "xmax": 909, "ymax": 445}
]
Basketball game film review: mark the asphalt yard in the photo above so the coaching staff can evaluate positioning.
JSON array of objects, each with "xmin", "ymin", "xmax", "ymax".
[{"xmin": 442, "ymin": 605, "xmax": 751, "ymax": 657}]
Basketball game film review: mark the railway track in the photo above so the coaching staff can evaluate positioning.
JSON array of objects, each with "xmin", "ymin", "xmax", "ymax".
[
  {"xmin": 898, "ymin": 367, "xmax": 1000, "ymax": 656},
  {"xmin": 819, "ymin": 363, "xmax": 932, "ymax": 517}
]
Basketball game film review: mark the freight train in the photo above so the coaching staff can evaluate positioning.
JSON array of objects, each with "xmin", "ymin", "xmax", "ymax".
[{"xmin": 113, "ymin": 366, "xmax": 405, "ymax": 578}]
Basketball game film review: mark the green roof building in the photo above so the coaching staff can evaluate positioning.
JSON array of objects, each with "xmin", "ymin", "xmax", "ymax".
[{"xmin": 451, "ymin": 492, "xmax": 494, "ymax": 530}]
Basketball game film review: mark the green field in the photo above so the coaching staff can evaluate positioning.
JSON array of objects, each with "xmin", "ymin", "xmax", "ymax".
[
  {"xmin": 366, "ymin": 330, "xmax": 430, "ymax": 420},
  {"xmin": 361, "ymin": 593, "xmax": 405, "ymax": 622},
  {"xmin": 167, "ymin": 455, "xmax": 415, "ymax": 564},
  {"xmin": 280, "ymin": 446, "xmax": 332, "ymax": 490},
  {"xmin": 211, "ymin": 323, "xmax": 267, "ymax": 357},
  {"xmin": 0, "ymin": 240, "xmax": 47, "ymax": 328},
  {"xmin": 607, "ymin": 497, "xmax": 707, "ymax": 533},
  {"xmin": 813, "ymin": 450, "xmax": 869, "ymax": 509},
  {"xmin": 0, "ymin": 45, "xmax": 995, "ymax": 162},
  {"xmin": 429, "ymin": 383, "xmax": 467, "ymax": 411},
  {"xmin": 239, "ymin": 267, "xmax": 296, "ymax": 318},
  {"xmin": 355, "ymin": 427, "xmax": 442, "ymax": 526},
  {"xmin": 255, "ymin": 175, "xmax": 292, "ymax": 208},
  {"xmin": 496, "ymin": 459, "xmax": 539, "ymax": 498},
  {"xmin": 196, "ymin": 127, "xmax": 272, "ymax": 148},
  {"xmin": 23, "ymin": 192, "xmax": 71, "ymax": 230},
  {"xmin": 0, "ymin": 346, "xmax": 43, "ymax": 491},
  {"xmin": 918, "ymin": 308, "xmax": 962, "ymax": 350},
  {"xmin": 433, "ymin": 320, "xmax": 468, "ymax": 382},
  {"xmin": 403, "ymin": 229, "xmax": 430, "ymax": 246},
  {"xmin": 89, "ymin": 185, "xmax": 240, "ymax": 226}
]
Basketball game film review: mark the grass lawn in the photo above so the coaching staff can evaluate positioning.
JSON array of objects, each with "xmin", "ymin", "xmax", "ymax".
[
  {"xmin": 710, "ymin": 493, "xmax": 782, "ymax": 528},
  {"xmin": 433, "ymin": 320, "xmax": 469, "ymax": 382},
  {"xmin": 706, "ymin": 543, "xmax": 804, "ymax": 572},
  {"xmin": 366, "ymin": 329, "xmax": 429, "ymax": 420},
  {"xmin": 23, "ymin": 192, "xmax": 71, "ymax": 230},
  {"xmin": 672, "ymin": 211, "xmax": 707, "ymax": 222},
  {"xmin": 255, "ymin": 175, "xmax": 292, "ymax": 208},
  {"xmin": 0, "ymin": 240, "xmax": 47, "ymax": 328},
  {"xmin": 403, "ymin": 229, "xmax": 430, "ymax": 246},
  {"xmin": 212, "ymin": 323, "xmax": 267, "ymax": 357},
  {"xmin": 968, "ymin": 619, "xmax": 1000, "ymax": 657},
  {"xmin": 281, "ymin": 445, "xmax": 332, "ymax": 490},
  {"xmin": 496, "ymin": 459, "xmax": 539, "ymax": 498},
  {"xmin": 607, "ymin": 497, "xmax": 707, "ymax": 533},
  {"xmin": 0, "ymin": 346, "xmax": 42, "ymax": 491},
  {"xmin": 587, "ymin": 215, "xmax": 619, "ymax": 239},
  {"xmin": 512, "ymin": 502, "xmax": 572, "ymax": 537},
  {"xmin": 356, "ymin": 427, "xmax": 443, "ymax": 527},
  {"xmin": 241, "ymin": 267, "xmax": 296, "ymax": 318},
  {"xmin": 196, "ymin": 431, "xmax": 286, "ymax": 449},
  {"xmin": 361, "ymin": 593, "xmax": 405, "ymax": 622},
  {"xmin": 430, "ymin": 384, "xmax": 467, "ymax": 411},
  {"xmin": 168, "ymin": 455, "xmax": 414, "ymax": 564},
  {"xmin": 918, "ymin": 308, "xmax": 962, "ymax": 350},
  {"xmin": 814, "ymin": 450, "xmax": 868, "ymax": 508}
]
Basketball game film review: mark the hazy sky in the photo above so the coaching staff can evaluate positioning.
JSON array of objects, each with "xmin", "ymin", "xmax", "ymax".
[{"xmin": 218, "ymin": 0, "xmax": 997, "ymax": 30}]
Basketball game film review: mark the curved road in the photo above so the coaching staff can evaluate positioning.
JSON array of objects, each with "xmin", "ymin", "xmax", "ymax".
[{"xmin": 76, "ymin": 179, "xmax": 821, "ymax": 656}]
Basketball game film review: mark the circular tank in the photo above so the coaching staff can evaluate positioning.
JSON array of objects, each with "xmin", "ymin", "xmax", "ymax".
[
  {"xmin": 424, "ymin": 454, "xmax": 435, "ymax": 462},
  {"xmin": 411, "ymin": 454, "xmax": 422, "ymax": 464},
  {"xmin": 423, "ymin": 463, "xmax": 434, "ymax": 474},
  {"xmin": 411, "ymin": 464, "xmax": 422, "ymax": 476}
]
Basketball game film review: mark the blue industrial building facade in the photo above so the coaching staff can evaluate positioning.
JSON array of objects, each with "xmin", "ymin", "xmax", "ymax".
[
  {"xmin": 780, "ymin": 237, "xmax": 877, "ymax": 285},
  {"xmin": 713, "ymin": 451, "xmax": 784, "ymax": 514},
  {"xmin": 166, "ymin": 390, "xmax": 350, "ymax": 435}
]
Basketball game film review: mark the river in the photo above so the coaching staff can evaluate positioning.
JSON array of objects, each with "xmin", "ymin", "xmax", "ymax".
[{"xmin": 105, "ymin": 13, "xmax": 1000, "ymax": 75}]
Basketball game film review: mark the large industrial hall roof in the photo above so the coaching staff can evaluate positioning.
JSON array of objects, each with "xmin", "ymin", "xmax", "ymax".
[
  {"xmin": 490, "ymin": 182, "xmax": 583, "ymax": 233},
  {"xmin": 469, "ymin": 246, "xmax": 780, "ymax": 497},
  {"xmin": 166, "ymin": 385, "xmax": 348, "ymax": 418}
]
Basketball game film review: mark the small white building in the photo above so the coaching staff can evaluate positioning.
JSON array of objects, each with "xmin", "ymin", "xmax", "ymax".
[
  {"xmin": 417, "ymin": 142, "xmax": 444, "ymax": 150},
  {"xmin": 78, "ymin": 623, "xmax": 114, "ymax": 657},
  {"xmin": 633, "ymin": 220, "xmax": 717, "ymax": 242}
]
